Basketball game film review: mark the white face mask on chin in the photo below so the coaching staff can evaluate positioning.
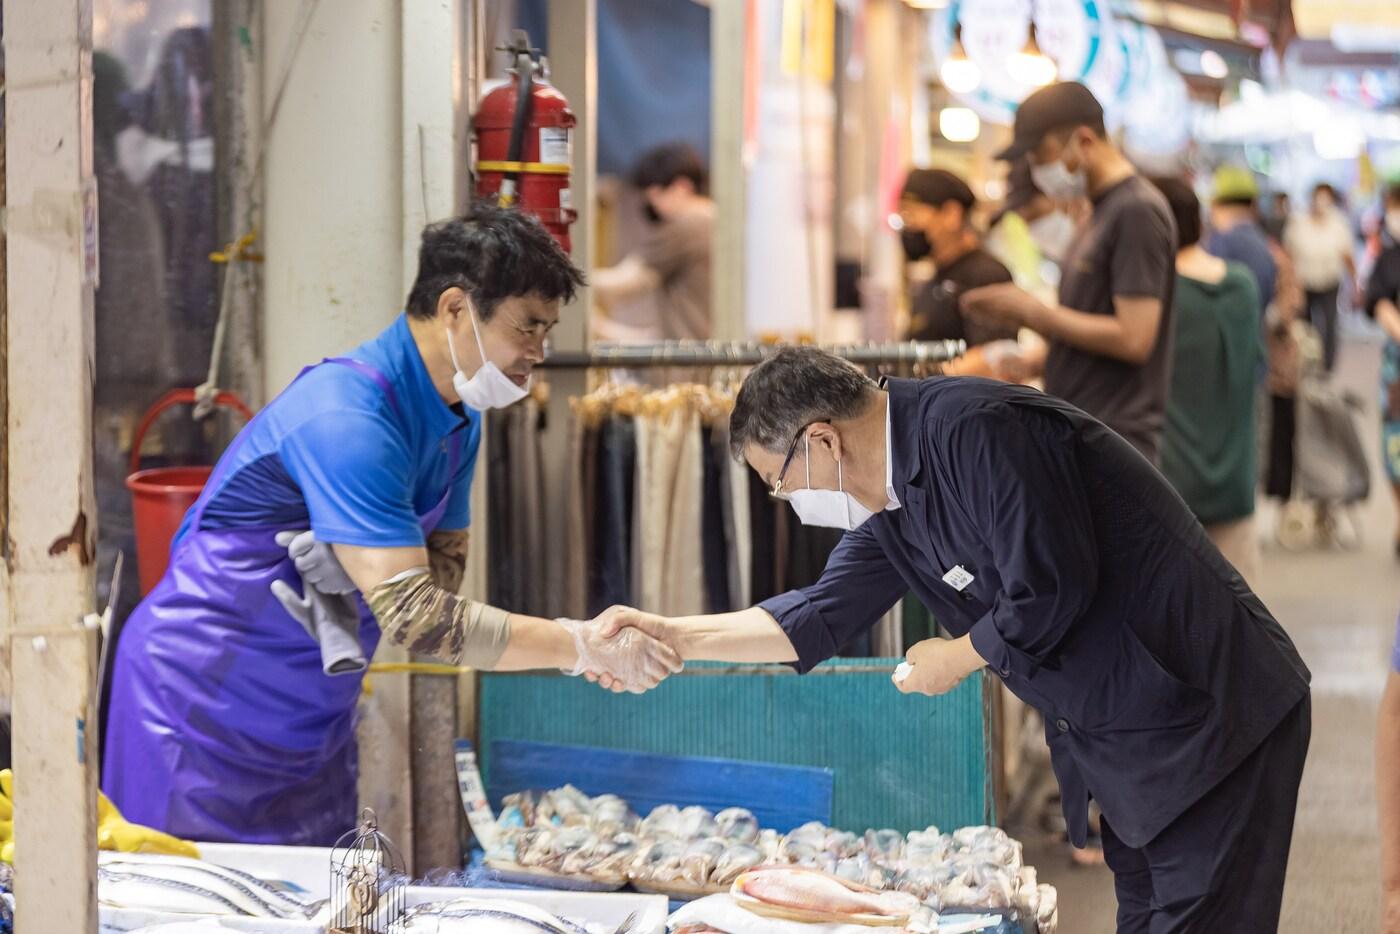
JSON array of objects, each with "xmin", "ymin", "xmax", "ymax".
[
  {"xmin": 1028, "ymin": 211, "xmax": 1076, "ymax": 262},
  {"xmin": 1030, "ymin": 143, "xmax": 1088, "ymax": 203},
  {"xmin": 447, "ymin": 301, "xmax": 531, "ymax": 411},
  {"xmin": 786, "ymin": 436, "xmax": 876, "ymax": 531}
]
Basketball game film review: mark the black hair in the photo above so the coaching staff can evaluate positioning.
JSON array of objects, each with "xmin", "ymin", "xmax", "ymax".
[
  {"xmin": 1215, "ymin": 195, "xmax": 1257, "ymax": 209},
  {"xmin": 1150, "ymin": 176, "xmax": 1201, "ymax": 250},
  {"xmin": 1048, "ymin": 118, "xmax": 1108, "ymax": 143},
  {"xmin": 1313, "ymin": 182, "xmax": 1339, "ymax": 202},
  {"xmin": 631, "ymin": 142, "xmax": 708, "ymax": 195},
  {"xmin": 728, "ymin": 347, "xmax": 877, "ymax": 461},
  {"xmin": 404, "ymin": 201, "xmax": 585, "ymax": 320},
  {"xmin": 1386, "ymin": 182, "xmax": 1400, "ymax": 206}
]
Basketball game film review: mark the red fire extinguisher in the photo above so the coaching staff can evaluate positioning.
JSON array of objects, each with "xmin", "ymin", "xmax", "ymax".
[{"xmin": 473, "ymin": 31, "xmax": 577, "ymax": 252}]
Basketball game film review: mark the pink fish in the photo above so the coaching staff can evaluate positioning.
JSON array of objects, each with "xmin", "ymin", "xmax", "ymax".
[{"xmin": 735, "ymin": 866, "xmax": 920, "ymax": 918}]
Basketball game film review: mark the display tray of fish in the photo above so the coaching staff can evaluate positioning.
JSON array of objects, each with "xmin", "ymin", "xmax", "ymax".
[
  {"xmin": 97, "ymin": 853, "xmax": 321, "ymax": 922},
  {"xmin": 729, "ymin": 866, "xmax": 922, "ymax": 927}
]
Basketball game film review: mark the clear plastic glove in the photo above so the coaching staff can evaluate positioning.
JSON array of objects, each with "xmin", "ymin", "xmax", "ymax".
[
  {"xmin": 558, "ymin": 618, "xmax": 684, "ymax": 694},
  {"xmin": 275, "ymin": 529, "xmax": 357, "ymax": 595}
]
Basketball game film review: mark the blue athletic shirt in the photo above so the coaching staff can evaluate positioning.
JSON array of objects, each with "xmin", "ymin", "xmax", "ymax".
[{"xmin": 173, "ymin": 313, "xmax": 481, "ymax": 549}]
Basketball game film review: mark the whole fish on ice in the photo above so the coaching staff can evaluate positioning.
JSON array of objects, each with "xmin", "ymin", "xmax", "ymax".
[
  {"xmin": 97, "ymin": 852, "xmax": 317, "ymax": 919},
  {"xmin": 400, "ymin": 897, "xmax": 593, "ymax": 934},
  {"xmin": 733, "ymin": 866, "xmax": 920, "ymax": 919}
]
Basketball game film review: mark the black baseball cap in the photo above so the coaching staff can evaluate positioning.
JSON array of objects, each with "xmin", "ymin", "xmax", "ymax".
[
  {"xmin": 901, "ymin": 168, "xmax": 975, "ymax": 210},
  {"xmin": 996, "ymin": 82, "xmax": 1105, "ymax": 162}
]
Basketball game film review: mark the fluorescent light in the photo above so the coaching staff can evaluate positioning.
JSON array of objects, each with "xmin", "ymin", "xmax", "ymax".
[
  {"xmin": 940, "ymin": 107, "xmax": 981, "ymax": 143},
  {"xmin": 1200, "ymin": 49, "xmax": 1228, "ymax": 79}
]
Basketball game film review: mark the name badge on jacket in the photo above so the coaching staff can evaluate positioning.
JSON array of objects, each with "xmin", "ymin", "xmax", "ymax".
[{"xmin": 943, "ymin": 565, "xmax": 974, "ymax": 592}]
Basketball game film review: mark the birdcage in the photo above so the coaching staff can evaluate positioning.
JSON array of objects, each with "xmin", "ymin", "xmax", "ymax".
[{"xmin": 328, "ymin": 808, "xmax": 407, "ymax": 933}]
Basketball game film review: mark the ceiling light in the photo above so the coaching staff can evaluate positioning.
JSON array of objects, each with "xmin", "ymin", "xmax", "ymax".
[
  {"xmin": 1008, "ymin": 24, "xmax": 1058, "ymax": 88},
  {"xmin": 941, "ymin": 27, "xmax": 982, "ymax": 94},
  {"xmin": 1199, "ymin": 49, "xmax": 1228, "ymax": 79},
  {"xmin": 940, "ymin": 106, "xmax": 981, "ymax": 143}
]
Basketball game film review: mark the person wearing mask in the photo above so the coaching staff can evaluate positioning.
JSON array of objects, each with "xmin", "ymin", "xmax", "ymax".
[
  {"xmin": 985, "ymin": 157, "xmax": 1076, "ymax": 299},
  {"xmin": 1363, "ymin": 182, "xmax": 1400, "ymax": 555},
  {"xmin": 592, "ymin": 142, "xmax": 714, "ymax": 341},
  {"xmin": 1264, "ymin": 191, "xmax": 1291, "ymax": 243},
  {"xmin": 1285, "ymin": 182, "xmax": 1357, "ymax": 372},
  {"xmin": 595, "ymin": 347, "xmax": 1311, "ymax": 933},
  {"xmin": 898, "ymin": 168, "xmax": 1016, "ymax": 346},
  {"xmin": 960, "ymin": 82, "xmax": 1177, "ymax": 464},
  {"xmin": 1378, "ymin": 613, "xmax": 1400, "ymax": 932},
  {"xmin": 1153, "ymin": 177, "xmax": 1264, "ymax": 582},
  {"xmin": 1206, "ymin": 165, "xmax": 1276, "ymax": 316},
  {"xmin": 102, "ymin": 205, "xmax": 683, "ymax": 847}
]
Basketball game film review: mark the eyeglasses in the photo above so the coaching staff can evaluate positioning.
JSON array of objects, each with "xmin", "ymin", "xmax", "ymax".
[{"xmin": 770, "ymin": 422, "xmax": 817, "ymax": 500}]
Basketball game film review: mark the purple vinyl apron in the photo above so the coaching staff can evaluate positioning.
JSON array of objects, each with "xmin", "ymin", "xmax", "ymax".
[{"xmin": 102, "ymin": 358, "xmax": 463, "ymax": 845}]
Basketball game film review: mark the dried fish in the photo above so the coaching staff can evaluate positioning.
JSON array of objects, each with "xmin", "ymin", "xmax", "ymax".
[
  {"xmin": 639, "ymin": 805, "xmax": 682, "ymax": 839},
  {"xmin": 679, "ymin": 837, "xmax": 727, "ymax": 887},
  {"xmin": 711, "ymin": 843, "xmax": 763, "ymax": 887},
  {"xmin": 629, "ymin": 839, "xmax": 685, "ymax": 883},
  {"xmin": 863, "ymin": 829, "xmax": 905, "ymax": 862},
  {"xmin": 714, "ymin": 808, "xmax": 759, "ymax": 844},
  {"xmin": 676, "ymin": 806, "xmax": 719, "ymax": 841}
]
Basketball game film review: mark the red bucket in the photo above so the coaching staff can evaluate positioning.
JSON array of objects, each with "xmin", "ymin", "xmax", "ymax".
[{"xmin": 125, "ymin": 389, "xmax": 254, "ymax": 595}]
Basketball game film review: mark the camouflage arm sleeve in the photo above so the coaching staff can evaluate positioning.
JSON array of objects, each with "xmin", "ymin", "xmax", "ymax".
[
  {"xmin": 426, "ymin": 528, "xmax": 468, "ymax": 594},
  {"xmin": 365, "ymin": 569, "xmax": 511, "ymax": 668}
]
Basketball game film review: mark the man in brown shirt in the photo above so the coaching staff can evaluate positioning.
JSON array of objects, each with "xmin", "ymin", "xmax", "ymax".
[{"xmin": 593, "ymin": 142, "xmax": 714, "ymax": 341}]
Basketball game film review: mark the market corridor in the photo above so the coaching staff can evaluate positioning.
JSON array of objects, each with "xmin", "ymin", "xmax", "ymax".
[{"xmin": 1025, "ymin": 326, "xmax": 1397, "ymax": 933}]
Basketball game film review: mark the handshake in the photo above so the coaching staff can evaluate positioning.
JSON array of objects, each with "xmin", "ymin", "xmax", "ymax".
[{"xmin": 558, "ymin": 606, "xmax": 685, "ymax": 695}]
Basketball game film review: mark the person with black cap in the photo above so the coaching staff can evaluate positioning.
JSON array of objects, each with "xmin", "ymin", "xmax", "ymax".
[
  {"xmin": 961, "ymin": 82, "xmax": 1178, "ymax": 465},
  {"xmin": 898, "ymin": 168, "xmax": 1017, "ymax": 348}
]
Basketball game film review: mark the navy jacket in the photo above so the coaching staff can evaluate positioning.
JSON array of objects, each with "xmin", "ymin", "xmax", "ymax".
[{"xmin": 760, "ymin": 377, "xmax": 1310, "ymax": 848}]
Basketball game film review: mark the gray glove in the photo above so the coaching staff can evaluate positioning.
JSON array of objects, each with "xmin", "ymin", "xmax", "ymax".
[
  {"xmin": 275, "ymin": 529, "xmax": 357, "ymax": 595},
  {"xmin": 271, "ymin": 579, "xmax": 368, "ymax": 676}
]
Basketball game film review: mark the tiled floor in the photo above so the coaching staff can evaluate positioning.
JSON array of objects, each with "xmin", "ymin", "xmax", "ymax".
[{"xmin": 1015, "ymin": 331, "xmax": 1396, "ymax": 933}]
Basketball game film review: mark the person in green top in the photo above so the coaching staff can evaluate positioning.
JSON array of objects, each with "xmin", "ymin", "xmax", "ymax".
[{"xmin": 1152, "ymin": 176, "xmax": 1263, "ymax": 583}]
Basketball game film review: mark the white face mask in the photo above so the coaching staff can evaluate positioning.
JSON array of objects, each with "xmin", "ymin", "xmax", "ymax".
[
  {"xmin": 1027, "ymin": 211, "xmax": 1076, "ymax": 262},
  {"xmin": 1030, "ymin": 143, "xmax": 1087, "ymax": 203},
  {"xmin": 786, "ymin": 436, "xmax": 876, "ymax": 531},
  {"xmin": 447, "ymin": 301, "xmax": 530, "ymax": 411},
  {"xmin": 1386, "ymin": 209, "xmax": 1400, "ymax": 243}
]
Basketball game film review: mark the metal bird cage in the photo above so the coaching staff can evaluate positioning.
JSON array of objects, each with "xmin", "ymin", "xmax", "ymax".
[{"xmin": 329, "ymin": 808, "xmax": 407, "ymax": 933}]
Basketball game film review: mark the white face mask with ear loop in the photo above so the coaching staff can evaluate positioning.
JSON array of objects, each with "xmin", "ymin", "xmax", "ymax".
[
  {"xmin": 446, "ymin": 300, "xmax": 531, "ymax": 411},
  {"xmin": 786, "ymin": 435, "xmax": 877, "ymax": 531}
]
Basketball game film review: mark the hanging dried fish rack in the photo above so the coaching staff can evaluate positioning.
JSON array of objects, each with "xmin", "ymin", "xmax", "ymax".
[
  {"xmin": 534, "ymin": 338, "xmax": 966, "ymax": 369},
  {"xmin": 328, "ymin": 808, "xmax": 407, "ymax": 934}
]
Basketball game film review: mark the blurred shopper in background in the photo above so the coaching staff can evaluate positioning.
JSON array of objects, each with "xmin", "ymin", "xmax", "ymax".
[
  {"xmin": 1154, "ymin": 177, "xmax": 1263, "ymax": 582},
  {"xmin": 1363, "ymin": 181, "xmax": 1400, "ymax": 555},
  {"xmin": 592, "ymin": 142, "xmax": 714, "ymax": 341},
  {"xmin": 1264, "ymin": 191, "xmax": 1291, "ymax": 243},
  {"xmin": 962, "ymin": 82, "xmax": 1177, "ymax": 463},
  {"xmin": 1286, "ymin": 183, "xmax": 1357, "ymax": 372},
  {"xmin": 1207, "ymin": 165, "xmax": 1276, "ymax": 317}
]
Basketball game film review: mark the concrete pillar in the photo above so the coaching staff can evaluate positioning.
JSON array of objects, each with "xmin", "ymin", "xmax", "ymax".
[
  {"xmin": 260, "ymin": 0, "xmax": 458, "ymax": 870},
  {"xmin": 3, "ymin": 0, "xmax": 101, "ymax": 930}
]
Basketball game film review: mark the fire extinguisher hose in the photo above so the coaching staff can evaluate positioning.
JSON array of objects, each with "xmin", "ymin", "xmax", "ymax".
[{"xmin": 501, "ymin": 48, "xmax": 535, "ymax": 206}]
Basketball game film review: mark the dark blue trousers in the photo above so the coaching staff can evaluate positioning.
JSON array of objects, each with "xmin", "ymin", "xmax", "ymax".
[{"xmin": 1101, "ymin": 696, "xmax": 1311, "ymax": 933}]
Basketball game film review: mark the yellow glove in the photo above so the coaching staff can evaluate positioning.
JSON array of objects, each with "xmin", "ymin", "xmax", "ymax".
[
  {"xmin": 97, "ymin": 791, "xmax": 200, "ymax": 858},
  {"xmin": 0, "ymin": 769, "xmax": 12, "ymax": 863},
  {"xmin": 0, "ymin": 769, "xmax": 198, "ymax": 862}
]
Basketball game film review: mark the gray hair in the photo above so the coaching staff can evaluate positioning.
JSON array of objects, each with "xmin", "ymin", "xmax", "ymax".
[{"xmin": 728, "ymin": 347, "xmax": 877, "ymax": 460}]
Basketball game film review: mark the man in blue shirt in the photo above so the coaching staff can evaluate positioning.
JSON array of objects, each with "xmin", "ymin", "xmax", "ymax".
[
  {"xmin": 1206, "ymin": 164, "xmax": 1277, "ymax": 316},
  {"xmin": 601, "ymin": 347, "xmax": 1311, "ymax": 933},
  {"xmin": 103, "ymin": 205, "xmax": 681, "ymax": 846}
]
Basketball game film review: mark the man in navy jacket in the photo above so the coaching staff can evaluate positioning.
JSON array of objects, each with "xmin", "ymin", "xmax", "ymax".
[{"xmin": 603, "ymin": 346, "xmax": 1311, "ymax": 933}]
